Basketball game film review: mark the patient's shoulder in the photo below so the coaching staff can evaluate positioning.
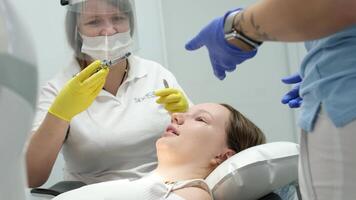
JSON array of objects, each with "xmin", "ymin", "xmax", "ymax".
[{"xmin": 173, "ymin": 187, "xmax": 212, "ymax": 200}]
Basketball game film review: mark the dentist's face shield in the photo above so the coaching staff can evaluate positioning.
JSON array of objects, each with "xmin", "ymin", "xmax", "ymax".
[{"xmin": 64, "ymin": 0, "xmax": 139, "ymax": 62}]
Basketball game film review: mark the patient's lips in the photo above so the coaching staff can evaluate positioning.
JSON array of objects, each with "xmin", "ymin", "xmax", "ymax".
[{"xmin": 163, "ymin": 124, "xmax": 179, "ymax": 137}]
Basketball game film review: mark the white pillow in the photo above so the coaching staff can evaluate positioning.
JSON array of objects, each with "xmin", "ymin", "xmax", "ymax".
[{"xmin": 206, "ymin": 142, "xmax": 299, "ymax": 200}]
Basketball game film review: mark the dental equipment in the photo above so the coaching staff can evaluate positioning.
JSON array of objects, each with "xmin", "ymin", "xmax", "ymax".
[
  {"xmin": 163, "ymin": 79, "xmax": 169, "ymax": 88},
  {"xmin": 91, "ymin": 52, "xmax": 131, "ymax": 75},
  {"xmin": 101, "ymin": 52, "xmax": 131, "ymax": 69}
]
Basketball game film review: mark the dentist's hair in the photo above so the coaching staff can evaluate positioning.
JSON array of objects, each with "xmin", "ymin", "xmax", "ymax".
[
  {"xmin": 64, "ymin": 0, "xmax": 134, "ymax": 68},
  {"xmin": 220, "ymin": 103, "xmax": 266, "ymax": 153}
]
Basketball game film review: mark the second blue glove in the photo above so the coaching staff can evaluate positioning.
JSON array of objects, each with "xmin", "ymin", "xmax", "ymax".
[
  {"xmin": 281, "ymin": 73, "xmax": 303, "ymax": 108},
  {"xmin": 185, "ymin": 9, "xmax": 257, "ymax": 80}
]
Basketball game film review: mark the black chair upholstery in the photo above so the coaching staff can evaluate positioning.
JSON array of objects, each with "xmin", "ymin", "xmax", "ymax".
[
  {"xmin": 30, "ymin": 181, "xmax": 86, "ymax": 197},
  {"xmin": 258, "ymin": 192, "xmax": 282, "ymax": 200}
]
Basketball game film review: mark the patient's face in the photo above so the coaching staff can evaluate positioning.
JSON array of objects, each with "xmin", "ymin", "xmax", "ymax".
[{"xmin": 156, "ymin": 103, "xmax": 230, "ymax": 164}]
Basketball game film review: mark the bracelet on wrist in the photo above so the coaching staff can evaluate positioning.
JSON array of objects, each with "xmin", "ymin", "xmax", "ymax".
[{"xmin": 224, "ymin": 10, "xmax": 263, "ymax": 50}]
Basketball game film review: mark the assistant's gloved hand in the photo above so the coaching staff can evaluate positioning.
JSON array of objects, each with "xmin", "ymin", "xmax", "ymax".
[
  {"xmin": 281, "ymin": 73, "xmax": 303, "ymax": 108},
  {"xmin": 155, "ymin": 88, "xmax": 189, "ymax": 113},
  {"xmin": 49, "ymin": 60, "xmax": 109, "ymax": 121},
  {"xmin": 185, "ymin": 9, "xmax": 257, "ymax": 80}
]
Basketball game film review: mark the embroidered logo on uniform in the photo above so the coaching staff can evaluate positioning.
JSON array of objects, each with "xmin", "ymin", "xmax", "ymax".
[{"xmin": 134, "ymin": 91, "xmax": 156, "ymax": 103}]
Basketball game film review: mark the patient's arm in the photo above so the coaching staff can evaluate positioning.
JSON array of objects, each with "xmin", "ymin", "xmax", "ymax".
[{"xmin": 174, "ymin": 187, "xmax": 212, "ymax": 200}]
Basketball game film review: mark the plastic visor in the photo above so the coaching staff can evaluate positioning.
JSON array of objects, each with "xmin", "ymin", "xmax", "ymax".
[{"xmin": 65, "ymin": 0, "xmax": 140, "ymax": 61}]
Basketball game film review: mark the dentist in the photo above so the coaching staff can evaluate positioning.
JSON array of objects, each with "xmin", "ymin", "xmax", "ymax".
[{"xmin": 26, "ymin": 0, "xmax": 190, "ymax": 188}]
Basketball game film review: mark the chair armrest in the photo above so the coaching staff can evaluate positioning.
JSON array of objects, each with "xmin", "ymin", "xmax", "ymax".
[{"xmin": 30, "ymin": 181, "xmax": 86, "ymax": 196}]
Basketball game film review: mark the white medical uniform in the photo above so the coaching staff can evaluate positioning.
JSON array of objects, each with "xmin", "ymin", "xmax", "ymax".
[
  {"xmin": 32, "ymin": 55, "xmax": 191, "ymax": 184},
  {"xmin": 52, "ymin": 172, "xmax": 212, "ymax": 200}
]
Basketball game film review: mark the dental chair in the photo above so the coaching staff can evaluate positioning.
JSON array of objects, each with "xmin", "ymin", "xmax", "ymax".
[
  {"xmin": 31, "ymin": 141, "xmax": 300, "ymax": 200},
  {"xmin": 0, "ymin": 0, "xmax": 38, "ymax": 199},
  {"xmin": 206, "ymin": 141, "xmax": 300, "ymax": 200}
]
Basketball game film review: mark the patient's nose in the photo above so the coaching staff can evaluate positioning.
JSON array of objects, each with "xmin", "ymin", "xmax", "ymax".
[{"xmin": 171, "ymin": 113, "xmax": 184, "ymax": 125}]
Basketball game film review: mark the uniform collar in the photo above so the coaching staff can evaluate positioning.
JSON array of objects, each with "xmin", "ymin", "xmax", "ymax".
[{"xmin": 125, "ymin": 55, "xmax": 149, "ymax": 82}]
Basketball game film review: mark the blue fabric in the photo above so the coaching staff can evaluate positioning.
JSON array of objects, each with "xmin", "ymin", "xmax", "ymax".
[
  {"xmin": 274, "ymin": 183, "xmax": 298, "ymax": 200},
  {"xmin": 185, "ymin": 9, "xmax": 257, "ymax": 80},
  {"xmin": 299, "ymin": 25, "xmax": 356, "ymax": 131}
]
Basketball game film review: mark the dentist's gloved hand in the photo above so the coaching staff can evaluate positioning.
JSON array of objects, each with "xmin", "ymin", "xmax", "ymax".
[
  {"xmin": 49, "ymin": 60, "xmax": 109, "ymax": 121},
  {"xmin": 185, "ymin": 9, "xmax": 257, "ymax": 80},
  {"xmin": 155, "ymin": 88, "xmax": 189, "ymax": 113},
  {"xmin": 281, "ymin": 73, "xmax": 303, "ymax": 108}
]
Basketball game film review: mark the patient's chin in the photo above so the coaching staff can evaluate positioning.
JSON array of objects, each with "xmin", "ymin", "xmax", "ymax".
[
  {"xmin": 156, "ymin": 131, "xmax": 179, "ymax": 148},
  {"xmin": 156, "ymin": 137, "xmax": 177, "ymax": 152},
  {"xmin": 156, "ymin": 137, "xmax": 170, "ymax": 150}
]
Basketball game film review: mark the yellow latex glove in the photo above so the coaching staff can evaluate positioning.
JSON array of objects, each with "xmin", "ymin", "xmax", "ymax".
[
  {"xmin": 155, "ymin": 88, "xmax": 189, "ymax": 113},
  {"xmin": 49, "ymin": 60, "xmax": 109, "ymax": 121}
]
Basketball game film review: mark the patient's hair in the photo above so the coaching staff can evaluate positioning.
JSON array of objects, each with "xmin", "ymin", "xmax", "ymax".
[{"xmin": 220, "ymin": 104, "xmax": 266, "ymax": 153}]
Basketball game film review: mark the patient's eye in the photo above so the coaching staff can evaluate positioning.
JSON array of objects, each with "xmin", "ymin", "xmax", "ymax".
[{"xmin": 196, "ymin": 116, "xmax": 207, "ymax": 123}]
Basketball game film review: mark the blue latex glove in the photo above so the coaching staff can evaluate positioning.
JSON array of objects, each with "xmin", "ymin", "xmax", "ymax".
[
  {"xmin": 281, "ymin": 73, "xmax": 303, "ymax": 108},
  {"xmin": 185, "ymin": 9, "xmax": 257, "ymax": 80}
]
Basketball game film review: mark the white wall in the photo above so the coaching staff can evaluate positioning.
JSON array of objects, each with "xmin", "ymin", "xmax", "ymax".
[
  {"xmin": 134, "ymin": 0, "xmax": 166, "ymax": 65},
  {"xmin": 9, "ymin": 0, "xmax": 305, "ymax": 198}
]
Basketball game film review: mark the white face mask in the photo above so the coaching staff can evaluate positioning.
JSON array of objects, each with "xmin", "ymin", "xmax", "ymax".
[{"xmin": 80, "ymin": 31, "xmax": 133, "ymax": 61}]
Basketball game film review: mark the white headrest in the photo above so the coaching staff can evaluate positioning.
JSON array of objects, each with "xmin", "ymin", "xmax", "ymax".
[{"xmin": 206, "ymin": 142, "xmax": 299, "ymax": 200}]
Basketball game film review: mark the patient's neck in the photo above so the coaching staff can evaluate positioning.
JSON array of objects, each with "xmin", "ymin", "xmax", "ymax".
[{"xmin": 155, "ymin": 161, "xmax": 211, "ymax": 182}]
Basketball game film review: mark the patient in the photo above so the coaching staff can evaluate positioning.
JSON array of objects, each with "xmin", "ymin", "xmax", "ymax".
[{"xmin": 54, "ymin": 103, "xmax": 266, "ymax": 200}]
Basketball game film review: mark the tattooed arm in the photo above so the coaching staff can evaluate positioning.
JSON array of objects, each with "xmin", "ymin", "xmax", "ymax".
[
  {"xmin": 233, "ymin": 0, "xmax": 356, "ymax": 42},
  {"xmin": 185, "ymin": 0, "xmax": 356, "ymax": 79}
]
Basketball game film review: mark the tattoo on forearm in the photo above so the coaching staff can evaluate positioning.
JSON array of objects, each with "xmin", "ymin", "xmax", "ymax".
[
  {"xmin": 250, "ymin": 13, "xmax": 277, "ymax": 41},
  {"xmin": 235, "ymin": 11, "xmax": 277, "ymax": 41},
  {"xmin": 234, "ymin": 11, "xmax": 245, "ymax": 36}
]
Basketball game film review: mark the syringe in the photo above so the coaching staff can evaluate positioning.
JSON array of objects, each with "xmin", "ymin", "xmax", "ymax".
[
  {"xmin": 92, "ymin": 52, "xmax": 131, "ymax": 75},
  {"xmin": 101, "ymin": 52, "xmax": 132, "ymax": 69}
]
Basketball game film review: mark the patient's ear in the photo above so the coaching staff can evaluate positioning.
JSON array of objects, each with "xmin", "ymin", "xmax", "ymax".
[
  {"xmin": 211, "ymin": 149, "xmax": 236, "ymax": 166},
  {"xmin": 224, "ymin": 149, "xmax": 236, "ymax": 159}
]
